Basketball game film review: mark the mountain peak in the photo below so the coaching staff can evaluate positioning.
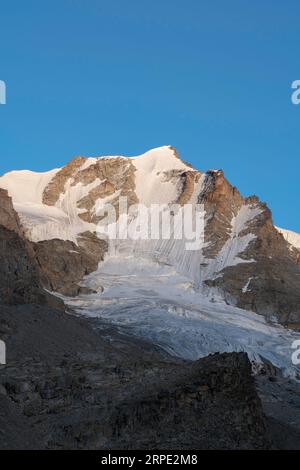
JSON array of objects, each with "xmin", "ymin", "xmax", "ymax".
[
  {"xmin": 132, "ymin": 145, "xmax": 190, "ymax": 174},
  {"xmin": 62, "ymin": 146, "xmax": 186, "ymax": 173}
]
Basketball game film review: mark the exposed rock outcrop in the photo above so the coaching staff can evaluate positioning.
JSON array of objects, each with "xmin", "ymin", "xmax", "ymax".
[
  {"xmin": 43, "ymin": 156, "xmax": 138, "ymax": 224},
  {"xmin": 0, "ymin": 189, "xmax": 62, "ymax": 308},
  {"xmin": 33, "ymin": 232, "xmax": 107, "ymax": 296},
  {"xmin": 0, "ymin": 188, "xmax": 21, "ymax": 234},
  {"xmin": 201, "ymin": 170, "xmax": 300, "ymax": 324},
  {"xmin": 42, "ymin": 156, "xmax": 86, "ymax": 206}
]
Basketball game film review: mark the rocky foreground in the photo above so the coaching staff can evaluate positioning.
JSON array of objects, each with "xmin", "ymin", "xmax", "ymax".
[
  {"xmin": 1, "ymin": 302, "xmax": 300, "ymax": 450},
  {"xmin": 0, "ymin": 303, "xmax": 270, "ymax": 450}
]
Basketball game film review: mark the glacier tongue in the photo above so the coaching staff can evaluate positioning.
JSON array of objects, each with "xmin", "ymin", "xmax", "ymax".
[{"xmin": 64, "ymin": 254, "xmax": 300, "ymax": 379}]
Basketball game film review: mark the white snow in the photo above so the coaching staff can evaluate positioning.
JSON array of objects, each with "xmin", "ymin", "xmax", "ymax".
[
  {"xmin": 0, "ymin": 167, "xmax": 102, "ymax": 243},
  {"xmin": 231, "ymin": 204, "xmax": 262, "ymax": 237},
  {"xmin": 0, "ymin": 168, "xmax": 59, "ymax": 204},
  {"xmin": 132, "ymin": 146, "xmax": 191, "ymax": 205},
  {"xmin": 15, "ymin": 202, "xmax": 78, "ymax": 243},
  {"xmin": 276, "ymin": 226, "xmax": 300, "ymax": 250},
  {"xmin": 242, "ymin": 277, "xmax": 253, "ymax": 293}
]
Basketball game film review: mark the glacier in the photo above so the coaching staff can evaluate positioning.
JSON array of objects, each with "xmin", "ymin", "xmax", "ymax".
[{"xmin": 63, "ymin": 253, "xmax": 300, "ymax": 379}]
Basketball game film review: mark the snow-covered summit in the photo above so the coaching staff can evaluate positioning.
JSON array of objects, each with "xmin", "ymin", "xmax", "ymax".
[
  {"xmin": 0, "ymin": 146, "xmax": 196, "ymax": 242},
  {"xmin": 132, "ymin": 145, "xmax": 188, "ymax": 171}
]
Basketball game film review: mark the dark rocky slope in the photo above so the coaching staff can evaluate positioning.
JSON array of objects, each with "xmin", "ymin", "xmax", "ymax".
[
  {"xmin": 0, "ymin": 189, "xmax": 61, "ymax": 308},
  {"xmin": 0, "ymin": 304, "xmax": 270, "ymax": 449}
]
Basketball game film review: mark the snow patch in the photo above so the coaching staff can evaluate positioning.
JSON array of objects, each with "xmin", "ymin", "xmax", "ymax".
[
  {"xmin": 276, "ymin": 226, "xmax": 300, "ymax": 250},
  {"xmin": 242, "ymin": 277, "xmax": 253, "ymax": 293},
  {"xmin": 132, "ymin": 146, "xmax": 191, "ymax": 205},
  {"xmin": 0, "ymin": 168, "xmax": 60, "ymax": 204}
]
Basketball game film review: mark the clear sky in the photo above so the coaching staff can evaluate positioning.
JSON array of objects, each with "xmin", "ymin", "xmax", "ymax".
[{"xmin": 0, "ymin": 0, "xmax": 300, "ymax": 231}]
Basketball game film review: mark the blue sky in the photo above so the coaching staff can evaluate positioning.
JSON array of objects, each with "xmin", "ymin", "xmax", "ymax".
[{"xmin": 0, "ymin": 0, "xmax": 300, "ymax": 230}]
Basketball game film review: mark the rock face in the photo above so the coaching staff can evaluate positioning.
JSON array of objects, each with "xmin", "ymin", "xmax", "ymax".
[
  {"xmin": 1, "ymin": 145, "xmax": 300, "ymax": 323},
  {"xmin": 0, "ymin": 303, "xmax": 271, "ymax": 449},
  {"xmin": 200, "ymin": 170, "xmax": 300, "ymax": 324},
  {"xmin": 32, "ymin": 233, "xmax": 107, "ymax": 296},
  {"xmin": 45, "ymin": 156, "xmax": 138, "ymax": 223},
  {"xmin": 104, "ymin": 352, "xmax": 269, "ymax": 450},
  {"xmin": 0, "ymin": 188, "xmax": 21, "ymax": 234},
  {"xmin": 0, "ymin": 189, "xmax": 62, "ymax": 307}
]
